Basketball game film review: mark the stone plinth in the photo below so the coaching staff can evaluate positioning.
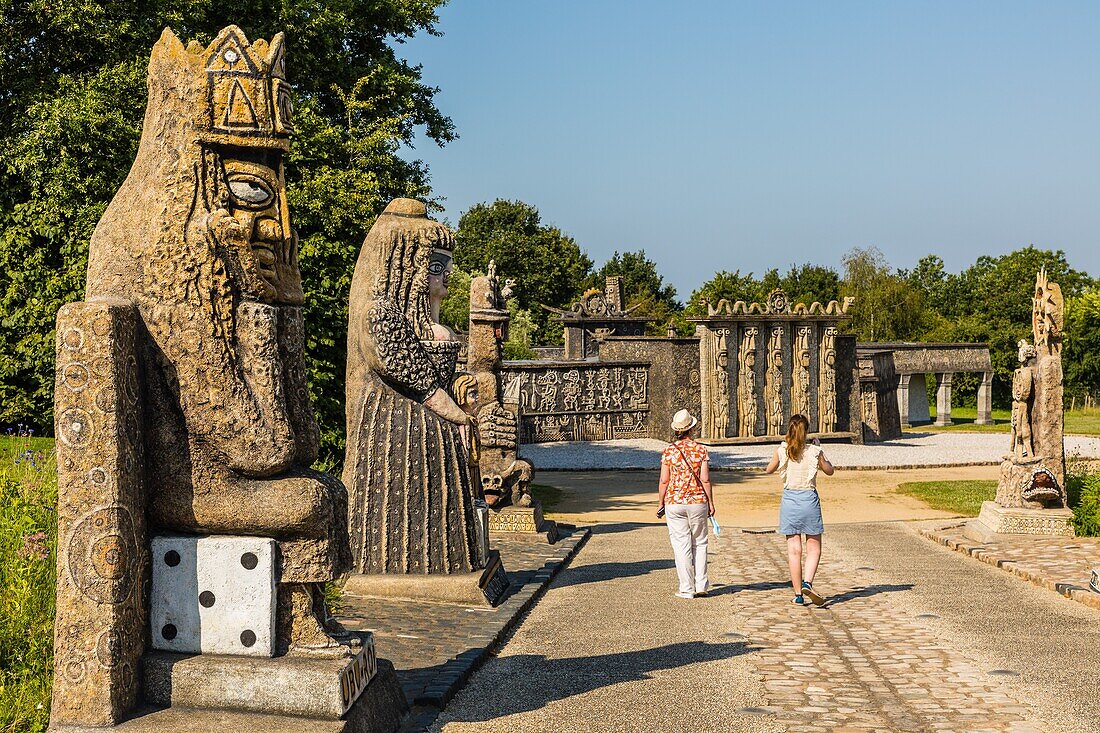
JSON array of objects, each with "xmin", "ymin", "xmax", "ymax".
[
  {"xmin": 52, "ymin": 658, "xmax": 406, "ymax": 733},
  {"xmin": 343, "ymin": 550, "xmax": 510, "ymax": 607},
  {"xmin": 488, "ymin": 502, "xmax": 558, "ymax": 543},
  {"xmin": 964, "ymin": 501, "xmax": 1074, "ymax": 543}
]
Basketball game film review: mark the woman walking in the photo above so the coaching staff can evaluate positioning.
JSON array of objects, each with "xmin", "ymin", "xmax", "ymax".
[
  {"xmin": 765, "ymin": 414, "xmax": 834, "ymax": 606},
  {"xmin": 658, "ymin": 409, "xmax": 714, "ymax": 599}
]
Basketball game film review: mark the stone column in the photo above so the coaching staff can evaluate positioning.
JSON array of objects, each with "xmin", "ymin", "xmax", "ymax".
[
  {"xmin": 975, "ymin": 371, "xmax": 993, "ymax": 425},
  {"xmin": 563, "ymin": 324, "xmax": 584, "ymax": 360},
  {"xmin": 896, "ymin": 374, "xmax": 911, "ymax": 428},
  {"xmin": 935, "ymin": 372, "xmax": 954, "ymax": 426}
]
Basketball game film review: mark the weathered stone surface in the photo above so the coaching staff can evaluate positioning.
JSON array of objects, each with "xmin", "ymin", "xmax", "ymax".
[
  {"xmin": 53, "ymin": 660, "xmax": 406, "ymax": 733},
  {"xmin": 51, "ymin": 302, "xmax": 147, "ymax": 728},
  {"xmin": 488, "ymin": 502, "xmax": 558, "ymax": 543},
  {"xmin": 543, "ymin": 277, "xmax": 652, "ymax": 359},
  {"xmin": 965, "ymin": 501, "xmax": 1074, "ymax": 542},
  {"xmin": 343, "ymin": 550, "xmax": 510, "ymax": 607},
  {"xmin": 144, "ymin": 635, "xmax": 377, "ymax": 718},
  {"xmin": 344, "ymin": 198, "xmax": 484, "ymax": 576},
  {"xmin": 857, "ymin": 348, "xmax": 902, "ymax": 442}
]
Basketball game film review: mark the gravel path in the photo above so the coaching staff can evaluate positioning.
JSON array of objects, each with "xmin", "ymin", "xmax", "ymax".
[{"xmin": 524, "ymin": 432, "xmax": 1100, "ymax": 470}]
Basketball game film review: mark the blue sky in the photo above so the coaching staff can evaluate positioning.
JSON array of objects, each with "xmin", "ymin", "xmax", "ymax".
[{"xmin": 402, "ymin": 1, "xmax": 1100, "ymax": 300}]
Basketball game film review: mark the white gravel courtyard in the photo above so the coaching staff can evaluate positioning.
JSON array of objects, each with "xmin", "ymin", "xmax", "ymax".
[{"xmin": 524, "ymin": 432, "xmax": 1100, "ymax": 471}]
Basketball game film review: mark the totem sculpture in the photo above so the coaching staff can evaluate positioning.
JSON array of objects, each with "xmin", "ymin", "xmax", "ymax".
[
  {"xmin": 766, "ymin": 325, "xmax": 784, "ymax": 435},
  {"xmin": 818, "ymin": 326, "xmax": 838, "ymax": 432},
  {"xmin": 344, "ymin": 198, "xmax": 490, "ymax": 578},
  {"xmin": 968, "ymin": 270, "xmax": 1073, "ymax": 540},
  {"xmin": 792, "ymin": 326, "xmax": 812, "ymax": 417},
  {"xmin": 738, "ymin": 327, "xmax": 759, "ymax": 437},
  {"xmin": 700, "ymin": 326, "xmax": 730, "ymax": 440},
  {"xmin": 468, "ymin": 263, "xmax": 535, "ymax": 508},
  {"xmin": 51, "ymin": 26, "xmax": 402, "ymax": 732}
]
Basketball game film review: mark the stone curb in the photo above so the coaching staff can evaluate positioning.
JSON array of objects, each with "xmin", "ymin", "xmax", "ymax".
[
  {"xmin": 399, "ymin": 528, "xmax": 591, "ymax": 731},
  {"xmin": 918, "ymin": 527, "xmax": 1100, "ymax": 612}
]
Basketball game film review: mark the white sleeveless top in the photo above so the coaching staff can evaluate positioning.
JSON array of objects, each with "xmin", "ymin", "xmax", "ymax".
[{"xmin": 778, "ymin": 441, "xmax": 823, "ymax": 491}]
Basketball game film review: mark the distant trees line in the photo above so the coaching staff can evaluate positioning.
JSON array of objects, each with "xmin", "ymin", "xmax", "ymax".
[{"xmin": 445, "ymin": 199, "xmax": 1100, "ymax": 412}]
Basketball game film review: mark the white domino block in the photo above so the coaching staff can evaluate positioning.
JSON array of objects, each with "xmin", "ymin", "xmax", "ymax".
[{"xmin": 151, "ymin": 535, "xmax": 277, "ymax": 657}]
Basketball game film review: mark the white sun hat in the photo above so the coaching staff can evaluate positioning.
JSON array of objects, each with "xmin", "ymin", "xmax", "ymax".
[{"xmin": 670, "ymin": 409, "xmax": 698, "ymax": 433}]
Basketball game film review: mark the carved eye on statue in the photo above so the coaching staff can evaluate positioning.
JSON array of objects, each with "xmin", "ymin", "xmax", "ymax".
[
  {"xmin": 428, "ymin": 260, "xmax": 446, "ymax": 276},
  {"xmin": 227, "ymin": 173, "xmax": 275, "ymax": 209}
]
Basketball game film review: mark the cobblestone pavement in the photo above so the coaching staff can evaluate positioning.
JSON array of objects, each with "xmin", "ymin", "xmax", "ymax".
[
  {"xmin": 431, "ymin": 520, "xmax": 1100, "ymax": 732},
  {"xmin": 337, "ymin": 528, "xmax": 588, "ymax": 723},
  {"xmin": 716, "ymin": 529, "xmax": 1046, "ymax": 733},
  {"xmin": 922, "ymin": 522, "xmax": 1100, "ymax": 610},
  {"xmin": 524, "ymin": 433, "xmax": 1100, "ymax": 471}
]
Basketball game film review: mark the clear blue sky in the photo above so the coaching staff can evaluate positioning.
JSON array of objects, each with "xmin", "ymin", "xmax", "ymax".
[{"xmin": 402, "ymin": 1, "xmax": 1100, "ymax": 301}]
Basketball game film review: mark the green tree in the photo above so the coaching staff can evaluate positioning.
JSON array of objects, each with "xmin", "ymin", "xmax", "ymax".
[
  {"xmin": 585, "ymin": 250, "xmax": 682, "ymax": 335},
  {"xmin": 0, "ymin": 3, "xmax": 454, "ymax": 461},
  {"xmin": 686, "ymin": 270, "xmax": 768, "ymax": 318},
  {"xmin": 454, "ymin": 199, "xmax": 592, "ymax": 343},
  {"xmin": 840, "ymin": 246, "xmax": 926, "ymax": 342},
  {"xmin": 779, "ymin": 263, "xmax": 840, "ymax": 307},
  {"xmin": 1064, "ymin": 290, "xmax": 1100, "ymax": 403}
]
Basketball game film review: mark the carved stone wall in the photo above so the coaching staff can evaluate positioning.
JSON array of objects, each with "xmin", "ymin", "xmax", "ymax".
[
  {"xmin": 692, "ymin": 290, "xmax": 856, "ymax": 442},
  {"xmin": 857, "ymin": 348, "xmax": 902, "ymax": 442},
  {"xmin": 502, "ymin": 362, "xmax": 650, "ymax": 443},
  {"xmin": 599, "ymin": 337, "xmax": 702, "ymax": 441}
]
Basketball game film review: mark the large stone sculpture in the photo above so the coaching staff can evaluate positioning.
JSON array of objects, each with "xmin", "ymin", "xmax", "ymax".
[
  {"xmin": 766, "ymin": 325, "xmax": 784, "ymax": 435},
  {"xmin": 700, "ymin": 326, "xmax": 730, "ymax": 440},
  {"xmin": 967, "ymin": 270, "xmax": 1073, "ymax": 541},
  {"xmin": 344, "ymin": 199, "xmax": 507, "ymax": 604},
  {"xmin": 818, "ymin": 326, "xmax": 838, "ymax": 432},
  {"xmin": 51, "ymin": 26, "xmax": 403, "ymax": 732},
  {"xmin": 792, "ymin": 325, "xmax": 812, "ymax": 417}
]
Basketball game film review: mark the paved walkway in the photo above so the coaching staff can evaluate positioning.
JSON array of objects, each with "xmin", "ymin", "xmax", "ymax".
[
  {"xmin": 524, "ymin": 433, "xmax": 1100, "ymax": 470},
  {"xmin": 431, "ymin": 521, "xmax": 1100, "ymax": 732}
]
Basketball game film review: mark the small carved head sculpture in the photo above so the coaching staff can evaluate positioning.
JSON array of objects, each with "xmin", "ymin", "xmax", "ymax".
[
  {"xmin": 452, "ymin": 373, "xmax": 479, "ymax": 415},
  {"xmin": 481, "ymin": 474, "xmax": 504, "ymax": 504},
  {"xmin": 1017, "ymin": 339, "xmax": 1037, "ymax": 364}
]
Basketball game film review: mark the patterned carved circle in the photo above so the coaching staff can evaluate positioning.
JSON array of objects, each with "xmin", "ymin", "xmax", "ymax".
[
  {"xmin": 88, "ymin": 466, "xmax": 109, "ymax": 486},
  {"xmin": 95, "ymin": 385, "xmax": 117, "ymax": 413},
  {"xmin": 57, "ymin": 407, "xmax": 94, "ymax": 449},
  {"xmin": 91, "ymin": 312, "xmax": 112, "ymax": 337},
  {"xmin": 689, "ymin": 369, "xmax": 700, "ymax": 387},
  {"xmin": 95, "ymin": 628, "xmax": 123, "ymax": 668},
  {"xmin": 61, "ymin": 362, "xmax": 90, "ymax": 392},
  {"xmin": 63, "ymin": 658, "xmax": 88, "ymax": 683},
  {"xmin": 124, "ymin": 357, "xmax": 140, "ymax": 404},
  {"xmin": 67, "ymin": 506, "xmax": 138, "ymax": 605},
  {"xmin": 61, "ymin": 327, "xmax": 85, "ymax": 352}
]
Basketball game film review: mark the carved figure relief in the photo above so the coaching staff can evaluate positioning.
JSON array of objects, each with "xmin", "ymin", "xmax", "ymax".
[
  {"xmin": 766, "ymin": 325, "xmax": 784, "ymax": 435},
  {"xmin": 1010, "ymin": 340, "xmax": 1036, "ymax": 459},
  {"xmin": 818, "ymin": 326, "xmax": 837, "ymax": 432},
  {"xmin": 1032, "ymin": 268, "xmax": 1064, "ymax": 355},
  {"xmin": 561, "ymin": 370, "xmax": 582, "ymax": 411},
  {"xmin": 792, "ymin": 326, "xmax": 812, "ymax": 417},
  {"xmin": 738, "ymin": 327, "xmax": 759, "ymax": 437},
  {"xmin": 703, "ymin": 289, "xmax": 855, "ymax": 317}
]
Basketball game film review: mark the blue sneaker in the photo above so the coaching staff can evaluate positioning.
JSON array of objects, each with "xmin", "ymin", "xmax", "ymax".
[
  {"xmin": 792, "ymin": 595, "xmax": 805, "ymax": 605},
  {"xmin": 802, "ymin": 581, "xmax": 825, "ymax": 606}
]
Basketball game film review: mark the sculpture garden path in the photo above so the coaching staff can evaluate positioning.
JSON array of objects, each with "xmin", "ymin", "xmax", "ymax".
[{"xmin": 431, "ymin": 519, "xmax": 1100, "ymax": 733}]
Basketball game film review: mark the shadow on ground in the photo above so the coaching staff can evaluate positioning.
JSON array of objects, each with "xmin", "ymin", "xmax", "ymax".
[
  {"xmin": 824, "ymin": 583, "xmax": 914, "ymax": 607},
  {"xmin": 432, "ymin": 641, "xmax": 757, "ymax": 724}
]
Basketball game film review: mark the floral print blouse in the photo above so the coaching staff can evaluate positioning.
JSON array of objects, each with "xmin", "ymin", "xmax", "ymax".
[{"xmin": 661, "ymin": 438, "xmax": 709, "ymax": 505}]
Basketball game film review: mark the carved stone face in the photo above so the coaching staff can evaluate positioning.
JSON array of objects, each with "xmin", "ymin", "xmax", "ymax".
[
  {"xmin": 220, "ymin": 152, "xmax": 302, "ymax": 304},
  {"xmin": 428, "ymin": 250, "xmax": 453, "ymax": 306}
]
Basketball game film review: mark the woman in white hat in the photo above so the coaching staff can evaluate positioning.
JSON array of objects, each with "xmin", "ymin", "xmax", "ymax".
[{"xmin": 658, "ymin": 409, "xmax": 714, "ymax": 598}]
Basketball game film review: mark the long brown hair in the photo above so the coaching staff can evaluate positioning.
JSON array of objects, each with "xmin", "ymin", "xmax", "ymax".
[{"xmin": 785, "ymin": 414, "xmax": 810, "ymax": 461}]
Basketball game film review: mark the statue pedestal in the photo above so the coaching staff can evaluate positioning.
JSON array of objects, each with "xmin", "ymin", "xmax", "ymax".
[
  {"xmin": 343, "ymin": 550, "xmax": 510, "ymax": 607},
  {"xmin": 488, "ymin": 501, "xmax": 558, "ymax": 543},
  {"xmin": 52, "ymin": 641, "xmax": 407, "ymax": 733},
  {"xmin": 964, "ymin": 501, "xmax": 1075, "ymax": 543}
]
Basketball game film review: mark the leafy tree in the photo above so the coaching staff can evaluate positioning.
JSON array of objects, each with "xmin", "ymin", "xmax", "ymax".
[
  {"xmin": 779, "ymin": 263, "xmax": 840, "ymax": 307},
  {"xmin": 840, "ymin": 246, "xmax": 926, "ymax": 342},
  {"xmin": 454, "ymin": 199, "xmax": 592, "ymax": 343},
  {"xmin": 439, "ymin": 268, "xmax": 472, "ymax": 335},
  {"xmin": 685, "ymin": 270, "xmax": 770, "ymax": 318},
  {"xmin": 1064, "ymin": 290, "xmax": 1100, "ymax": 404},
  {"xmin": 585, "ymin": 250, "xmax": 682, "ymax": 335},
  {"xmin": 0, "ymin": 2, "xmax": 454, "ymax": 461}
]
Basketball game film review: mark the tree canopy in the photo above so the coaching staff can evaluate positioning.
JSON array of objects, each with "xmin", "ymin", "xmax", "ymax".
[
  {"xmin": 454, "ymin": 199, "xmax": 592, "ymax": 343},
  {"xmin": 0, "ymin": 1, "xmax": 453, "ymax": 460}
]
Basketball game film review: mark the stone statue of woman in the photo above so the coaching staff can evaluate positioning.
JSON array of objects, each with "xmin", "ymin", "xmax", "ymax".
[{"xmin": 344, "ymin": 198, "xmax": 486, "ymax": 575}]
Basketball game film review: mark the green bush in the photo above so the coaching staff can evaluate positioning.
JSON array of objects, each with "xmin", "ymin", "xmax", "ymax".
[
  {"xmin": 1068, "ymin": 463, "xmax": 1100, "ymax": 537},
  {"xmin": 0, "ymin": 434, "xmax": 58, "ymax": 733}
]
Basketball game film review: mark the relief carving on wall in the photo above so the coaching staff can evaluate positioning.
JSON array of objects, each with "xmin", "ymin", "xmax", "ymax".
[
  {"xmin": 792, "ymin": 325, "xmax": 812, "ymax": 418},
  {"xmin": 818, "ymin": 326, "xmax": 838, "ymax": 432},
  {"xmin": 737, "ymin": 327, "xmax": 759, "ymax": 437},
  {"xmin": 766, "ymin": 325, "xmax": 784, "ymax": 435}
]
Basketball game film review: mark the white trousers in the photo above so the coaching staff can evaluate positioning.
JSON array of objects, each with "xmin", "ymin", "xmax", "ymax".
[{"xmin": 666, "ymin": 503, "xmax": 709, "ymax": 595}]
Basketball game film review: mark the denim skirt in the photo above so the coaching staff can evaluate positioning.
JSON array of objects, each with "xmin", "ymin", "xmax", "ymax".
[{"xmin": 778, "ymin": 489, "xmax": 824, "ymax": 535}]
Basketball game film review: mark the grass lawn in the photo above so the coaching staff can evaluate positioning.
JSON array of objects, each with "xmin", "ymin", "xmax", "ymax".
[
  {"xmin": 907, "ymin": 406, "xmax": 1100, "ymax": 436},
  {"xmin": 528, "ymin": 482, "xmax": 564, "ymax": 511},
  {"xmin": 895, "ymin": 479, "xmax": 997, "ymax": 517},
  {"xmin": 0, "ymin": 433, "xmax": 57, "ymax": 733}
]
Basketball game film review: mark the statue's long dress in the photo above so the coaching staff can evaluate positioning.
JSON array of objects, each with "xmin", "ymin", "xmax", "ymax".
[{"xmin": 344, "ymin": 298, "xmax": 485, "ymax": 574}]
